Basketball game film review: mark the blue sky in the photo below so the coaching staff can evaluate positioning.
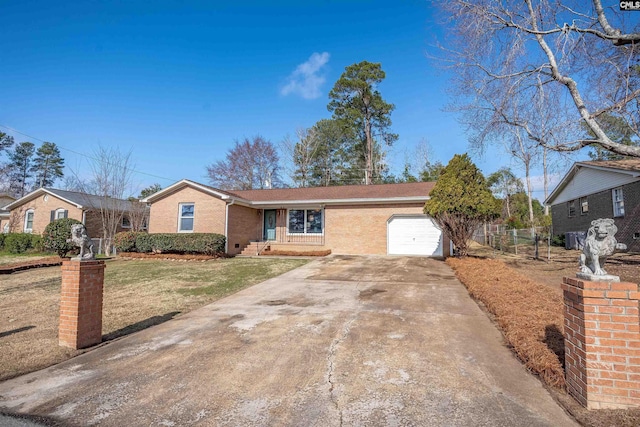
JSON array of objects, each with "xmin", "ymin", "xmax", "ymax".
[{"xmin": 2, "ymin": 0, "xmax": 553, "ymax": 197}]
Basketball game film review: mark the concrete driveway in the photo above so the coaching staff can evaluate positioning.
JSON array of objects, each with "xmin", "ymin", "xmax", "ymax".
[{"xmin": 0, "ymin": 256, "xmax": 577, "ymax": 426}]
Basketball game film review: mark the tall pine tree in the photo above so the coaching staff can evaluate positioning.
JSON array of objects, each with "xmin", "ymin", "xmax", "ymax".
[
  {"xmin": 328, "ymin": 61, "xmax": 397, "ymax": 185},
  {"xmin": 8, "ymin": 142, "xmax": 35, "ymax": 197},
  {"xmin": 31, "ymin": 141, "xmax": 65, "ymax": 189}
]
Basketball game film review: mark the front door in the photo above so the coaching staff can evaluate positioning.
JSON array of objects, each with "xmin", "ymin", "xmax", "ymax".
[{"xmin": 263, "ymin": 209, "xmax": 277, "ymax": 241}]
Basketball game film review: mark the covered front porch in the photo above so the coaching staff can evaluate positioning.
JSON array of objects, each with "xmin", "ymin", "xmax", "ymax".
[{"xmin": 240, "ymin": 207, "xmax": 325, "ymax": 255}]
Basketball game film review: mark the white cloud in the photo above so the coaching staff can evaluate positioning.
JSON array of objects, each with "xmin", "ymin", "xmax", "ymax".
[{"xmin": 281, "ymin": 52, "xmax": 330, "ymax": 100}]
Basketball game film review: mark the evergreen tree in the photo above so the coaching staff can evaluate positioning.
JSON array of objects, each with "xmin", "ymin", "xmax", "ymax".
[
  {"xmin": 424, "ymin": 154, "xmax": 500, "ymax": 257},
  {"xmin": 31, "ymin": 141, "xmax": 65, "ymax": 189},
  {"xmin": 328, "ymin": 61, "xmax": 397, "ymax": 184},
  {"xmin": 8, "ymin": 141, "xmax": 35, "ymax": 197},
  {"xmin": 0, "ymin": 132, "xmax": 14, "ymax": 152},
  {"xmin": 139, "ymin": 183, "xmax": 162, "ymax": 199}
]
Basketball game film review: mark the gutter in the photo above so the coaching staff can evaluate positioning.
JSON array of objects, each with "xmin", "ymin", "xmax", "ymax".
[{"xmin": 224, "ymin": 199, "xmax": 235, "ymax": 253}]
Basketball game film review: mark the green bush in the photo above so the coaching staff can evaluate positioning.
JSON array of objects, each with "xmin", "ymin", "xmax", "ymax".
[
  {"xmin": 113, "ymin": 231, "xmax": 144, "ymax": 252},
  {"xmin": 30, "ymin": 234, "xmax": 44, "ymax": 252},
  {"xmin": 0, "ymin": 233, "xmax": 6, "ymax": 250},
  {"xmin": 134, "ymin": 233, "xmax": 154, "ymax": 253},
  {"xmin": 42, "ymin": 218, "xmax": 83, "ymax": 258},
  {"xmin": 4, "ymin": 233, "xmax": 34, "ymax": 254},
  {"xmin": 551, "ymin": 234, "xmax": 565, "ymax": 247},
  {"xmin": 123, "ymin": 233, "xmax": 226, "ymax": 255}
]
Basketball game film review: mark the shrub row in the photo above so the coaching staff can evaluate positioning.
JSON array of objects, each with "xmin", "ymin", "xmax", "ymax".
[
  {"xmin": 2, "ymin": 233, "xmax": 44, "ymax": 254},
  {"xmin": 114, "ymin": 232, "xmax": 226, "ymax": 255}
]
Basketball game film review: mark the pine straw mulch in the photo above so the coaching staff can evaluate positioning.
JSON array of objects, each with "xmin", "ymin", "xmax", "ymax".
[
  {"xmin": 447, "ymin": 256, "xmax": 640, "ymax": 427},
  {"xmin": 446, "ymin": 257, "xmax": 566, "ymax": 389},
  {"xmin": 260, "ymin": 249, "xmax": 332, "ymax": 257}
]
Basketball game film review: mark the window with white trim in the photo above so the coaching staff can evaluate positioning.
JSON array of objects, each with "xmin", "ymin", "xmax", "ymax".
[
  {"xmin": 55, "ymin": 209, "xmax": 66, "ymax": 220},
  {"xmin": 287, "ymin": 209, "xmax": 323, "ymax": 234},
  {"xmin": 24, "ymin": 209, "xmax": 34, "ymax": 233},
  {"xmin": 567, "ymin": 200, "xmax": 576, "ymax": 218},
  {"xmin": 121, "ymin": 216, "xmax": 131, "ymax": 228},
  {"xmin": 613, "ymin": 188, "xmax": 625, "ymax": 217},
  {"xmin": 178, "ymin": 203, "xmax": 194, "ymax": 232}
]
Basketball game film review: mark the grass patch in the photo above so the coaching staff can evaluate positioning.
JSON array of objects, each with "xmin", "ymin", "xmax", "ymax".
[
  {"xmin": 0, "ymin": 252, "xmax": 55, "ymax": 265},
  {"xmin": 0, "ymin": 257, "xmax": 309, "ymax": 381}
]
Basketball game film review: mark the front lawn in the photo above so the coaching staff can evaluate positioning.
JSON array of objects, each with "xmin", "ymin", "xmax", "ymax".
[{"xmin": 0, "ymin": 257, "xmax": 309, "ymax": 381}]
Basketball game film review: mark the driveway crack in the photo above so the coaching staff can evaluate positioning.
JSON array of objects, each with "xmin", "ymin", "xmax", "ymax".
[{"xmin": 326, "ymin": 281, "xmax": 361, "ymax": 427}]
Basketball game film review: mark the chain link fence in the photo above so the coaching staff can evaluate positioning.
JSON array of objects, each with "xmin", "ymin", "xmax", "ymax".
[
  {"xmin": 472, "ymin": 224, "xmax": 554, "ymax": 260},
  {"xmin": 90, "ymin": 238, "xmax": 116, "ymax": 256}
]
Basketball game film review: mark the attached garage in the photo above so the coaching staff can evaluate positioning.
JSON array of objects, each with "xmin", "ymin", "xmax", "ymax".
[{"xmin": 387, "ymin": 215, "xmax": 443, "ymax": 257}]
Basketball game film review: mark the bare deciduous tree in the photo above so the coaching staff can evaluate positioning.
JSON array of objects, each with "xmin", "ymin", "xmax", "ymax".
[
  {"xmin": 207, "ymin": 136, "xmax": 281, "ymax": 190},
  {"xmin": 280, "ymin": 128, "xmax": 321, "ymax": 188},
  {"xmin": 437, "ymin": 0, "xmax": 640, "ymax": 158},
  {"xmin": 85, "ymin": 145, "xmax": 135, "ymax": 256},
  {"xmin": 126, "ymin": 198, "xmax": 149, "ymax": 232}
]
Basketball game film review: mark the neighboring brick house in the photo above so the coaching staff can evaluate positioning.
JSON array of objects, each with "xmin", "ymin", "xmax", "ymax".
[
  {"xmin": 143, "ymin": 179, "xmax": 451, "ymax": 257},
  {"xmin": 545, "ymin": 160, "xmax": 640, "ymax": 252},
  {"xmin": 0, "ymin": 194, "xmax": 16, "ymax": 233},
  {"xmin": 2, "ymin": 188, "xmax": 143, "ymax": 239}
]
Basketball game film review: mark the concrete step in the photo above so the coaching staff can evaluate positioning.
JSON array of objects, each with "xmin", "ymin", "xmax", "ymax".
[{"xmin": 239, "ymin": 242, "xmax": 270, "ymax": 256}]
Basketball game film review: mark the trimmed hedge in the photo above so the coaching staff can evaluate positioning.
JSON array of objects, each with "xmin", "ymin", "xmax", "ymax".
[
  {"xmin": 4, "ymin": 233, "xmax": 35, "ymax": 254},
  {"xmin": 114, "ymin": 232, "xmax": 225, "ymax": 256},
  {"xmin": 113, "ymin": 231, "xmax": 142, "ymax": 253}
]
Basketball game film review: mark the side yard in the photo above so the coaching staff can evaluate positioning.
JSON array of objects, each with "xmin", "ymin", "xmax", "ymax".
[
  {"xmin": 0, "ymin": 257, "xmax": 308, "ymax": 381},
  {"xmin": 452, "ymin": 243, "xmax": 640, "ymax": 427}
]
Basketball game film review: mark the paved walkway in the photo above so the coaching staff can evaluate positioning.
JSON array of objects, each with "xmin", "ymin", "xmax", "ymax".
[{"xmin": 0, "ymin": 256, "xmax": 577, "ymax": 426}]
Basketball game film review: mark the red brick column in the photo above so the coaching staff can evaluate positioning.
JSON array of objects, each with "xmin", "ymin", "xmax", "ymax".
[
  {"xmin": 562, "ymin": 277, "xmax": 640, "ymax": 409},
  {"xmin": 59, "ymin": 260, "xmax": 106, "ymax": 349}
]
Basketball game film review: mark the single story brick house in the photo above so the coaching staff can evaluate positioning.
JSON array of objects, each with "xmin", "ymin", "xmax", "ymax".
[
  {"xmin": 2, "ymin": 188, "xmax": 142, "ymax": 238},
  {"xmin": 142, "ymin": 179, "xmax": 451, "ymax": 257},
  {"xmin": 545, "ymin": 159, "xmax": 640, "ymax": 252}
]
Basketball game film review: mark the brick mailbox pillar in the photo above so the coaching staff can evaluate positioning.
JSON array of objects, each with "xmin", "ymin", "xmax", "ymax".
[
  {"xmin": 59, "ymin": 260, "xmax": 106, "ymax": 349},
  {"xmin": 562, "ymin": 277, "xmax": 640, "ymax": 409}
]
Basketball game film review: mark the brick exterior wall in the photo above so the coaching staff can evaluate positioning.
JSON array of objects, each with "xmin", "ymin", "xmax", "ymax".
[
  {"xmin": 551, "ymin": 182, "xmax": 640, "ymax": 252},
  {"xmin": 9, "ymin": 196, "xmax": 83, "ymax": 235},
  {"xmin": 59, "ymin": 260, "xmax": 106, "ymax": 349},
  {"xmin": 324, "ymin": 203, "xmax": 449, "ymax": 256},
  {"xmin": 148, "ymin": 187, "xmax": 226, "ymax": 235},
  {"xmin": 226, "ymin": 204, "xmax": 260, "ymax": 255},
  {"xmin": 562, "ymin": 277, "xmax": 640, "ymax": 409},
  {"xmin": 147, "ymin": 185, "xmax": 449, "ymax": 256}
]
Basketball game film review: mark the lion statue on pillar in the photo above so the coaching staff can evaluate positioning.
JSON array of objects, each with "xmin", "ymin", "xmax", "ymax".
[
  {"xmin": 579, "ymin": 218, "xmax": 627, "ymax": 277},
  {"xmin": 67, "ymin": 224, "xmax": 95, "ymax": 260}
]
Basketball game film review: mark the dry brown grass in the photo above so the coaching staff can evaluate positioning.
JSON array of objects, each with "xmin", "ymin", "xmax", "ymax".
[{"xmin": 0, "ymin": 257, "xmax": 308, "ymax": 381}]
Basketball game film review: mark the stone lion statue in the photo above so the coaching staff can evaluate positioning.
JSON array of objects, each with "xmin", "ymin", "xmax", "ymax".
[
  {"xmin": 67, "ymin": 224, "xmax": 95, "ymax": 260},
  {"xmin": 579, "ymin": 218, "xmax": 626, "ymax": 276}
]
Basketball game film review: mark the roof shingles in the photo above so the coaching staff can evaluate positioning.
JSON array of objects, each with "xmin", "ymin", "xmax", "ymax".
[{"xmin": 227, "ymin": 181, "xmax": 435, "ymax": 202}]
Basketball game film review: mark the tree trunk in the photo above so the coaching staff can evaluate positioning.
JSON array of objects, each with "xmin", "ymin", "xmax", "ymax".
[
  {"xmin": 363, "ymin": 98, "xmax": 373, "ymax": 185},
  {"xmin": 525, "ymin": 160, "xmax": 534, "ymax": 226},
  {"xmin": 543, "ymin": 147, "xmax": 549, "ymax": 215}
]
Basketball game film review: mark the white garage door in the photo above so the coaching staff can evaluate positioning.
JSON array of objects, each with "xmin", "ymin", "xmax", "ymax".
[{"xmin": 387, "ymin": 215, "xmax": 443, "ymax": 256}]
